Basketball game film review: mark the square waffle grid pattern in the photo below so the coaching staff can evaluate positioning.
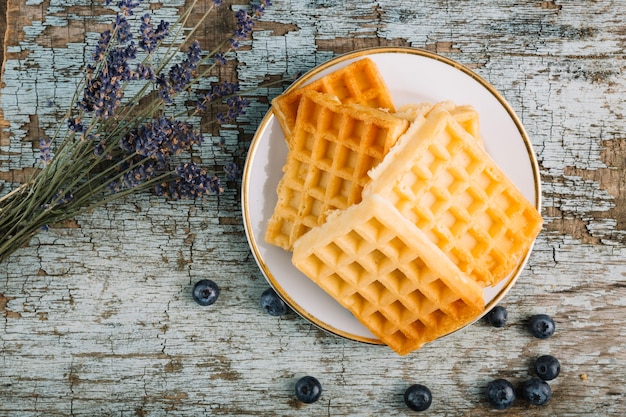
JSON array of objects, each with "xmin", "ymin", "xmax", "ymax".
[
  {"xmin": 272, "ymin": 58, "xmax": 396, "ymax": 141},
  {"xmin": 364, "ymin": 109, "xmax": 543, "ymax": 287},
  {"xmin": 292, "ymin": 195, "xmax": 484, "ymax": 355},
  {"xmin": 265, "ymin": 91, "xmax": 408, "ymax": 251},
  {"xmin": 396, "ymin": 102, "xmax": 483, "ymax": 144}
]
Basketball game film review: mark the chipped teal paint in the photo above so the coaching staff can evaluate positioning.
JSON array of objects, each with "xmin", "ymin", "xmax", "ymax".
[{"xmin": 1, "ymin": 2, "xmax": 625, "ymax": 416}]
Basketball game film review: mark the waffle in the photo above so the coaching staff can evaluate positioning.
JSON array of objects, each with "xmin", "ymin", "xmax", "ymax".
[
  {"xmin": 291, "ymin": 194, "xmax": 485, "ymax": 355},
  {"xmin": 396, "ymin": 101, "xmax": 483, "ymax": 145},
  {"xmin": 364, "ymin": 105, "xmax": 543, "ymax": 287},
  {"xmin": 272, "ymin": 58, "xmax": 396, "ymax": 142},
  {"xmin": 265, "ymin": 90, "xmax": 409, "ymax": 251}
]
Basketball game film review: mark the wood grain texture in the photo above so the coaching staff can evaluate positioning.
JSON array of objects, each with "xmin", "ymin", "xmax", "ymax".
[{"xmin": 1, "ymin": 1, "xmax": 625, "ymax": 416}]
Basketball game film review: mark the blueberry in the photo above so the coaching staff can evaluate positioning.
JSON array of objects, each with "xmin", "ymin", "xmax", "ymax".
[
  {"xmin": 529, "ymin": 314, "xmax": 556, "ymax": 339},
  {"xmin": 260, "ymin": 287, "xmax": 289, "ymax": 316},
  {"xmin": 295, "ymin": 376, "xmax": 322, "ymax": 404},
  {"xmin": 521, "ymin": 377, "xmax": 552, "ymax": 406},
  {"xmin": 535, "ymin": 355, "xmax": 561, "ymax": 381},
  {"xmin": 486, "ymin": 379, "xmax": 516, "ymax": 409},
  {"xmin": 192, "ymin": 279, "xmax": 220, "ymax": 306},
  {"xmin": 486, "ymin": 305, "xmax": 508, "ymax": 328},
  {"xmin": 404, "ymin": 384, "xmax": 432, "ymax": 412}
]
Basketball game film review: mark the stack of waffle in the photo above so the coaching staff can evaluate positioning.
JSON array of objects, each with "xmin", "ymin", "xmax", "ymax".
[
  {"xmin": 272, "ymin": 58, "xmax": 397, "ymax": 143},
  {"xmin": 265, "ymin": 59, "xmax": 543, "ymax": 355},
  {"xmin": 266, "ymin": 58, "xmax": 406, "ymax": 250}
]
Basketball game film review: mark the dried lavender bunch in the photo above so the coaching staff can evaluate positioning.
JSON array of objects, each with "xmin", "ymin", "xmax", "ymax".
[{"xmin": 0, "ymin": 0, "xmax": 272, "ymax": 263}]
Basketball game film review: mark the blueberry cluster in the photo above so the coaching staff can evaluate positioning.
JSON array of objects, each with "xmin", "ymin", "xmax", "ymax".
[
  {"xmin": 485, "ymin": 307, "xmax": 560, "ymax": 409},
  {"xmin": 192, "ymin": 284, "xmax": 561, "ymax": 412}
]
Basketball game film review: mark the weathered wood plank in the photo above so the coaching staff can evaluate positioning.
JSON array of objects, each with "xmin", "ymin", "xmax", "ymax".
[{"xmin": 1, "ymin": 1, "xmax": 625, "ymax": 416}]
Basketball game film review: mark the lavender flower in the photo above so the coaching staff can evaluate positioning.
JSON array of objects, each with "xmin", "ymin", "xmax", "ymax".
[
  {"xmin": 205, "ymin": 81, "xmax": 240, "ymax": 101},
  {"xmin": 42, "ymin": 189, "xmax": 74, "ymax": 209},
  {"xmin": 252, "ymin": 0, "xmax": 272, "ymax": 17},
  {"xmin": 94, "ymin": 141, "xmax": 113, "ymax": 159},
  {"xmin": 155, "ymin": 163, "xmax": 222, "ymax": 199},
  {"xmin": 79, "ymin": 42, "xmax": 138, "ymax": 118},
  {"xmin": 119, "ymin": 117, "xmax": 204, "ymax": 161},
  {"xmin": 122, "ymin": 159, "xmax": 162, "ymax": 188},
  {"xmin": 157, "ymin": 40, "xmax": 202, "ymax": 103},
  {"xmin": 67, "ymin": 117, "xmax": 85, "ymax": 133},
  {"xmin": 0, "ymin": 0, "xmax": 274, "ymax": 263},
  {"xmin": 135, "ymin": 63, "xmax": 155, "ymax": 80},
  {"xmin": 39, "ymin": 137, "xmax": 52, "ymax": 165},
  {"xmin": 113, "ymin": 14, "xmax": 133, "ymax": 43},
  {"xmin": 138, "ymin": 13, "xmax": 169, "ymax": 53},
  {"xmin": 224, "ymin": 162, "xmax": 241, "ymax": 181},
  {"xmin": 93, "ymin": 30, "xmax": 112, "ymax": 62},
  {"xmin": 217, "ymin": 96, "xmax": 250, "ymax": 123},
  {"xmin": 233, "ymin": 9, "xmax": 255, "ymax": 40},
  {"xmin": 214, "ymin": 53, "xmax": 227, "ymax": 66},
  {"xmin": 117, "ymin": 0, "xmax": 142, "ymax": 16}
]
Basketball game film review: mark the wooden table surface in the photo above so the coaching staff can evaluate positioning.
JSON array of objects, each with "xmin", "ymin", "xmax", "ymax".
[{"xmin": 1, "ymin": 1, "xmax": 624, "ymax": 416}]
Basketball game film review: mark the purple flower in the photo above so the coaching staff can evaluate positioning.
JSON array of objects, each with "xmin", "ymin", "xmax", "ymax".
[
  {"xmin": 119, "ymin": 116, "xmax": 203, "ymax": 161},
  {"xmin": 135, "ymin": 63, "xmax": 155, "ymax": 80},
  {"xmin": 67, "ymin": 117, "xmax": 85, "ymax": 133},
  {"xmin": 39, "ymin": 137, "xmax": 52, "ymax": 164},
  {"xmin": 117, "ymin": 0, "xmax": 142, "ymax": 16},
  {"xmin": 94, "ymin": 142, "xmax": 105, "ymax": 157},
  {"xmin": 224, "ymin": 162, "xmax": 241, "ymax": 181},
  {"xmin": 252, "ymin": 0, "xmax": 272, "ymax": 17},
  {"xmin": 42, "ymin": 189, "xmax": 74, "ymax": 209},
  {"xmin": 139, "ymin": 13, "xmax": 169, "ymax": 53},
  {"xmin": 228, "ymin": 1, "xmax": 272, "ymax": 49},
  {"xmin": 233, "ymin": 9, "xmax": 254, "ymax": 40},
  {"xmin": 204, "ymin": 81, "xmax": 240, "ymax": 102},
  {"xmin": 93, "ymin": 30, "xmax": 112, "ymax": 62},
  {"xmin": 122, "ymin": 159, "xmax": 160, "ymax": 188},
  {"xmin": 55, "ymin": 190, "xmax": 74, "ymax": 206},
  {"xmin": 217, "ymin": 96, "xmax": 250, "ymax": 123},
  {"xmin": 157, "ymin": 40, "xmax": 203, "ymax": 103},
  {"xmin": 113, "ymin": 14, "xmax": 133, "ymax": 43},
  {"xmin": 195, "ymin": 100, "xmax": 207, "ymax": 112},
  {"xmin": 155, "ymin": 162, "xmax": 222, "ymax": 199},
  {"xmin": 79, "ymin": 43, "xmax": 138, "ymax": 118},
  {"xmin": 214, "ymin": 53, "xmax": 227, "ymax": 66}
]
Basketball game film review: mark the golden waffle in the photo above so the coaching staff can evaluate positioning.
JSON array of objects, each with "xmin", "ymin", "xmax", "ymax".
[
  {"xmin": 291, "ymin": 194, "xmax": 485, "ymax": 355},
  {"xmin": 265, "ymin": 90, "xmax": 409, "ymax": 251},
  {"xmin": 272, "ymin": 58, "xmax": 396, "ymax": 142},
  {"xmin": 364, "ymin": 105, "xmax": 543, "ymax": 287}
]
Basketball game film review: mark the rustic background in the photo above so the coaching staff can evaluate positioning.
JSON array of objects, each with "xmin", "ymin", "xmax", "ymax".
[{"xmin": 1, "ymin": 1, "xmax": 625, "ymax": 416}]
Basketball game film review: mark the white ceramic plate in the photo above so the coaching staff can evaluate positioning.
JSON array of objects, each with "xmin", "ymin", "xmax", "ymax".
[{"xmin": 242, "ymin": 47, "xmax": 541, "ymax": 344}]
